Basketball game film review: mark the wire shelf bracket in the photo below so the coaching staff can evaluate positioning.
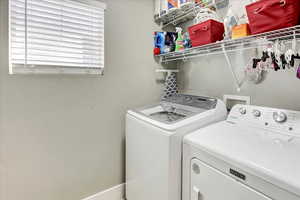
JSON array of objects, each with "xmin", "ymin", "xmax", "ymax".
[{"xmin": 222, "ymin": 44, "xmax": 243, "ymax": 92}]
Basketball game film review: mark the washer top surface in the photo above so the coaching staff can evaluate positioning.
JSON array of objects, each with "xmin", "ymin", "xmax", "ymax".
[
  {"xmin": 184, "ymin": 105, "xmax": 300, "ymax": 197},
  {"xmin": 127, "ymin": 94, "xmax": 221, "ymax": 131}
]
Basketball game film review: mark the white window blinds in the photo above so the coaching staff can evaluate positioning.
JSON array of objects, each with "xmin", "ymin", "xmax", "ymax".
[{"xmin": 9, "ymin": 0, "xmax": 106, "ymax": 74}]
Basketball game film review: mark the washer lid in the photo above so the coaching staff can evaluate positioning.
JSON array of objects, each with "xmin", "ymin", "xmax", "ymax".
[
  {"xmin": 184, "ymin": 121, "xmax": 300, "ymax": 197},
  {"xmin": 127, "ymin": 95, "xmax": 222, "ymax": 131},
  {"xmin": 128, "ymin": 103, "xmax": 216, "ymax": 131},
  {"xmin": 136, "ymin": 103, "xmax": 207, "ymax": 123}
]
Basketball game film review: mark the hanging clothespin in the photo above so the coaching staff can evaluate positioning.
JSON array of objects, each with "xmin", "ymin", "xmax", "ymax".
[
  {"xmin": 274, "ymin": 40, "xmax": 283, "ymax": 69},
  {"xmin": 260, "ymin": 39, "xmax": 271, "ymax": 62}
]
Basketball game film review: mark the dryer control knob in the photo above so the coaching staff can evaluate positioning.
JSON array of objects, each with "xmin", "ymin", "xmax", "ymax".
[
  {"xmin": 253, "ymin": 110, "xmax": 261, "ymax": 118},
  {"xmin": 239, "ymin": 107, "xmax": 247, "ymax": 115},
  {"xmin": 273, "ymin": 111, "xmax": 287, "ymax": 123}
]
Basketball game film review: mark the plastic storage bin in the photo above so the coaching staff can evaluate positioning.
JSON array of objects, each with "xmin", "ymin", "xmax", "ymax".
[
  {"xmin": 232, "ymin": 24, "xmax": 250, "ymax": 39},
  {"xmin": 188, "ymin": 19, "xmax": 224, "ymax": 47},
  {"xmin": 246, "ymin": 0, "xmax": 300, "ymax": 34}
]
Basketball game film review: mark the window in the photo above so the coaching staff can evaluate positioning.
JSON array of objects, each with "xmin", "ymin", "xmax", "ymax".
[{"xmin": 9, "ymin": 0, "xmax": 106, "ymax": 74}]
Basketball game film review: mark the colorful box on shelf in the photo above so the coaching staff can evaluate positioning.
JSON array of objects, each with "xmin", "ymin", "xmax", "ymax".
[
  {"xmin": 188, "ymin": 19, "xmax": 224, "ymax": 47},
  {"xmin": 232, "ymin": 24, "xmax": 250, "ymax": 39},
  {"xmin": 246, "ymin": 0, "xmax": 300, "ymax": 34}
]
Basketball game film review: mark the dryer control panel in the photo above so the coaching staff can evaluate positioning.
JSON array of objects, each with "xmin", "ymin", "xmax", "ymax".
[{"xmin": 227, "ymin": 105, "xmax": 300, "ymax": 137}]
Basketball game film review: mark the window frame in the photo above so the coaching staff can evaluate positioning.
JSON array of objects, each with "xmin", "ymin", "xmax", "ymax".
[{"xmin": 8, "ymin": 0, "xmax": 106, "ymax": 75}]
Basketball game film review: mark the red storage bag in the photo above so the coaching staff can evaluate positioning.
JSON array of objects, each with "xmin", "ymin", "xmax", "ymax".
[
  {"xmin": 246, "ymin": 0, "xmax": 300, "ymax": 35},
  {"xmin": 188, "ymin": 19, "xmax": 225, "ymax": 47}
]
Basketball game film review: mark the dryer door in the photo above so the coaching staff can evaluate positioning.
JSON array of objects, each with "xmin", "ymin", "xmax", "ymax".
[{"xmin": 190, "ymin": 159, "xmax": 272, "ymax": 200}]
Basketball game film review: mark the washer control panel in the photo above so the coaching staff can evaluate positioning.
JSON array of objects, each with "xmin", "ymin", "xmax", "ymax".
[
  {"xmin": 228, "ymin": 105, "xmax": 300, "ymax": 137},
  {"xmin": 163, "ymin": 94, "xmax": 217, "ymax": 110}
]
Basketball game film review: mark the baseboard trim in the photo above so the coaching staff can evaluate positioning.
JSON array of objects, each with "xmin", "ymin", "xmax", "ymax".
[{"xmin": 82, "ymin": 184, "xmax": 125, "ymax": 200}]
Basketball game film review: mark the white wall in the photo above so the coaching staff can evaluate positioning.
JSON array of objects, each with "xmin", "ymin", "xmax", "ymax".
[{"xmin": 0, "ymin": 0, "xmax": 162, "ymax": 200}]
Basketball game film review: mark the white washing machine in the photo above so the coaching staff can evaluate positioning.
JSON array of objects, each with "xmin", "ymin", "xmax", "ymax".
[
  {"xmin": 126, "ymin": 94, "xmax": 227, "ymax": 200},
  {"xmin": 183, "ymin": 105, "xmax": 300, "ymax": 200}
]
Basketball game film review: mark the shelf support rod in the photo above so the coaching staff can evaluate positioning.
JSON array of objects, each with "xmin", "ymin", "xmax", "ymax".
[
  {"xmin": 293, "ymin": 30, "xmax": 297, "ymax": 52},
  {"xmin": 222, "ymin": 44, "xmax": 242, "ymax": 92}
]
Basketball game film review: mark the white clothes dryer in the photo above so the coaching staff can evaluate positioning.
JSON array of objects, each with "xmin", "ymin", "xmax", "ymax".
[{"xmin": 183, "ymin": 105, "xmax": 300, "ymax": 200}]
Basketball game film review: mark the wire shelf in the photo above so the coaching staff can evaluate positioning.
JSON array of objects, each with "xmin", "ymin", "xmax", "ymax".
[
  {"xmin": 157, "ymin": 0, "xmax": 226, "ymax": 28},
  {"xmin": 158, "ymin": 25, "xmax": 300, "ymax": 63}
]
